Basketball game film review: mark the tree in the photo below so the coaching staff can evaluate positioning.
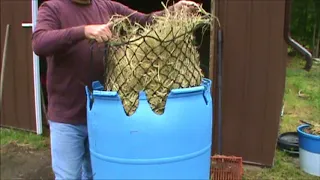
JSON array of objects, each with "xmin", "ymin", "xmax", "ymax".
[
  {"xmin": 291, "ymin": 0, "xmax": 320, "ymax": 58},
  {"xmin": 312, "ymin": 0, "xmax": 320, "ymax": 57}
]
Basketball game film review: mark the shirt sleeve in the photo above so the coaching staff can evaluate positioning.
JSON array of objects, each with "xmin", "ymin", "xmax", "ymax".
[
  {"xmin": 32, "ymin": 2, "xmax": 86, "ymax": 56},
  {"xmin": 109, "ymin": 1, "xmax": 171, "ymax": 25}
]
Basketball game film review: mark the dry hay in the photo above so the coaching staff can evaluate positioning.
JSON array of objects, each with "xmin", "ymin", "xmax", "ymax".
[
  {"xmin": 303, "ymin": 123, "xmax": 320, "ymax": 136},
  {"xmin": 104, "ymin": 3, "xmax": 213, "ymax": 116}
]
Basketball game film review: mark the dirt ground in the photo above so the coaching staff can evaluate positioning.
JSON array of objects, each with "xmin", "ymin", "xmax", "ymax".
[
  {"xmin": 0, "ymin": 142, "xmax": 264, "ymax": 180},
  {"xmin": 0, "ymin": 142, "xmax": 260, "ymax": 180},
  {"xmin": 0, "ymin": 143, "xmax": 54, "ymax": 180}
]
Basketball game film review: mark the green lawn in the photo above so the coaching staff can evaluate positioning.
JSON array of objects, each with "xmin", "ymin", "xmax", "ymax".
[
  {"xmin": 0, "ymin": 56, "xmax": 319, "ymax": 179},
  {"xmin": 281, "ymin": 58, "xmax": 320, "ymax": 133},
  {"xmin": 0, "ymin": 128, "xmax": 48, "ymax": 149}
]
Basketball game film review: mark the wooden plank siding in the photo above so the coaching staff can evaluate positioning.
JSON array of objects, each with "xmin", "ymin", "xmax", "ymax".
[
  {"xmin": 0, "ymin": 0, "xmax": 36, "ymax": 132},
  {"xmin": 212, "ymin": 0, "xmax": 287, "ymax": 166}
]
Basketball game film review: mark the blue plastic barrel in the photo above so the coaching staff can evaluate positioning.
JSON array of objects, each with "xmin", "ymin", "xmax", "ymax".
[
  {"xmin": 297, "ymin": 125, "xmax": 320, "ymax": 177},
  {"xmin": 85, "ymin": 78, "xmax": 213, "ymax": 180}
]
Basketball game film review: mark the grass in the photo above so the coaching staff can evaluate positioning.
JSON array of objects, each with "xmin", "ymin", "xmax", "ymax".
[
  {"xmin": 243, "ymin": 151, "xmax": 312, "ymax": 180},
  {"xmin": 243, "ymin": 56, "xmax": 320, "ymax": 180},
  {"xmin": 280, "ymin": 57, "xmax": 320, "ymax": 133},
  {"xmin": 0, "ymin": 56, "xmax": 319, "ymax": 179},
  {"xmin": 0, "ymin": 128, "xmax": 49, "ymax": 149}
]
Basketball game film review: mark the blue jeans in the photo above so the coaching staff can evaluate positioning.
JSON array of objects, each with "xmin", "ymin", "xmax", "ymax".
[{"xmin": 49, "ymin": 120, "xmax": 93, "ymax": 180}]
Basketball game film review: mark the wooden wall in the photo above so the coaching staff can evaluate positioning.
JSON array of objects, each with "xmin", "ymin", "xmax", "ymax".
[
  {"xmin": 0, "ymin": 0, "xmax": 36, "ymax": 132},
  {"xmin": 212, "ymin": 0, "xmax": 287, "ymax": 166}
]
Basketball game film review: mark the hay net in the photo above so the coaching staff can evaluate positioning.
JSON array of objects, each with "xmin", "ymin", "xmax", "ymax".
[{"xmin": 103, "ymin": 3, "xmax": 212, "ymax": 116}]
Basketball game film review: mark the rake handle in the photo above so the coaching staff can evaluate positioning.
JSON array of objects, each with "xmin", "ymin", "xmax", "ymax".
[{"xmin": 0, "ymin": 24, "xmax": 10, "ymax": 117}]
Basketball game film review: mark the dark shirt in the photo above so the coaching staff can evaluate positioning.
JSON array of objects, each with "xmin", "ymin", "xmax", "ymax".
[{"xmin": 32, "ymin": 0, "xmax": 165, "ymax": 124}]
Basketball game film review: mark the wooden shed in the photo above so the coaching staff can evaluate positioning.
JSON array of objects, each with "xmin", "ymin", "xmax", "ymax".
[{"xmin": 1, "ymin": 0, "xmax": 307, "ymax": 167}]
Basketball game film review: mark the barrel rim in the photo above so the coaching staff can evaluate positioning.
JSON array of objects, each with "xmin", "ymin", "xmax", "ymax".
[
  {"xmin": 297, "ymin": 125, "xmax": 320, "ymax": 140},
  {"xmin": 91, "ymin": 78, "xmax": 212, "ymax": 100}
]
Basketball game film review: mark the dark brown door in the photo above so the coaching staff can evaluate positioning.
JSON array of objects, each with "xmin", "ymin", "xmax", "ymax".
[
  {"xmin": 212, "ymin": 0, "xmax": 287, "ymax": 166},
  {"xmin": 0, "ymin": 0, "xmax": 37, "ymax": 132}
]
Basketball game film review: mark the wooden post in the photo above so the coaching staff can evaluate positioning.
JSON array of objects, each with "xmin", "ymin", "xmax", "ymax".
[
  {"xmin": 209, "ymin": 0, "xmax": 217, "ymax": 156},
  {"xmin": 209, "ymin": 0, "xmax": 216, "ymax": 83}
]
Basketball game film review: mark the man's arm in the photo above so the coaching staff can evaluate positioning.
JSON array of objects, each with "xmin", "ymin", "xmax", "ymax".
[{"xmin": 32, "ymin": 2, "xmax": 86, "ymax": 56}]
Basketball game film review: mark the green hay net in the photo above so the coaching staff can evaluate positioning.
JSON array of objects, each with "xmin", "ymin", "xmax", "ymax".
[{"xmin": 103, "ymin": 5, "xmax": 212, "ymax": 116}]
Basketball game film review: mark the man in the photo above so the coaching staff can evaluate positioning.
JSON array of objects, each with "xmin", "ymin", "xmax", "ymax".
[{"xmin": 32, "ymin": 0, "xmax": 199, "ymax": 179}]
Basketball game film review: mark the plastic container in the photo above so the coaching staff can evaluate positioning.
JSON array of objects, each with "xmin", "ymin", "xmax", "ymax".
[
  {"xmin": 277, "ymin": 132, "xmax": 299, "ymax": 157},
  {"xmin": 210, "ymin": 155, "xmax": 243, "ymax": 180},
  {"xmin": 297, "ymin": 124, "xmax": 320, "ymax": 177},
  {"xmin": 85, "ymin": 78, "xmax": 213, "ymax": 179}
]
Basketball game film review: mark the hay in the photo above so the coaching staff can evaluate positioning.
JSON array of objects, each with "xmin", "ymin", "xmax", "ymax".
[
  {"xmin": 104, "ymin": 3, "xmax": 213, "ymax": 116},
  {"xmin": 303, "ymin": 123, "xmax": 320, "ymax": 136}
]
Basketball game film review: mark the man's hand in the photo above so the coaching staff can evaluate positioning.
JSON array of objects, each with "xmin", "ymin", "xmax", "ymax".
[
  {"xmin": 173, "ymin": 0, "xmax": 199, "ymax": 12},
  {"xmin": 84, "ymin": 22, "xmax": 113, "ymax": 43}
]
